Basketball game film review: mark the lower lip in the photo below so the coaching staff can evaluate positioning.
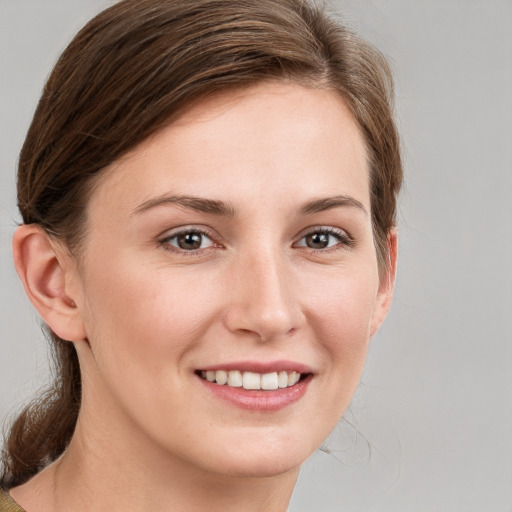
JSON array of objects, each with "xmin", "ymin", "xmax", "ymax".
[{"xmin": 198, "ymin": 374, "xmax": 312, "ymax": 411}]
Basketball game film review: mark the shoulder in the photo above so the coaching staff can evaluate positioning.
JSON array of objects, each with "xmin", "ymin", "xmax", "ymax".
[{"xmin": 0, "ymin": 489, "xmax": 26, "ymax": 512}]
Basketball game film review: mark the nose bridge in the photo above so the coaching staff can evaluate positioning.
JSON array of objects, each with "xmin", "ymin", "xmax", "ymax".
[{"xmin": 225, "ymin": 244, "xmax": 302, "ymax": 340}]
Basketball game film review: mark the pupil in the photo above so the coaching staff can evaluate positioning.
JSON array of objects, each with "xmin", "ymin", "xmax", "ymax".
[
  {"xmin": 307, "ymin": 232, "xmax": 329, "ymax": 249},
  {"xmin": 178, "ymin": 232, "xmax": 202, "ymax": 250}
]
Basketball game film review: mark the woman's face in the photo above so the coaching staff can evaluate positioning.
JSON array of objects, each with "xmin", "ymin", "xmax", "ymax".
[{"xmin": 68, "ymin": 82, "xmax": 393, "ymax": 478}]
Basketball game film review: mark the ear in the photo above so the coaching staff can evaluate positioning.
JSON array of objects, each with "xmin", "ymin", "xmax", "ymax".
[
  {"xmin": 12, "ymin": 224, "xmax": 87, "ymax": 342},
  {"xmin": 370, "ymin": 229, "xmax": 398, "ymax": 337}
]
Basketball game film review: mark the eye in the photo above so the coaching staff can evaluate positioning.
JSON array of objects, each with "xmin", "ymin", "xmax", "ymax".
[
  {"xmin": 161, "ymin": 229, "xmax": 215, "ymax": 252},
  {"xmin": 295, "ymin": 228, "xmax": 353, "ymax": 251}
]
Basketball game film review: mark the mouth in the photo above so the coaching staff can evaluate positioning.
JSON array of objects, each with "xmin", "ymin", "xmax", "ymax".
[
  {"xmin": 195, "ymin": 364, "xmax": 313, "ymax": 411},
  {"xmin": 196, "ymin": 369, "xmax": 310, "ymax": 390}
]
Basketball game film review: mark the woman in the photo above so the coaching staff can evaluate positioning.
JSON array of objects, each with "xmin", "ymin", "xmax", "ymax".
[{"xmin": 0, "ymin": 0, "xmax": 402, "ymax": 510}]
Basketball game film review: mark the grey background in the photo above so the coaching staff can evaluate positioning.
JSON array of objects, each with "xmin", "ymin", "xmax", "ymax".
[{"xmin": 1, "ymin": 1, "xmax": 511, "ymax": 511}]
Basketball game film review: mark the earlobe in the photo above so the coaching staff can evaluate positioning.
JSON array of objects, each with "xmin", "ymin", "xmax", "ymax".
[
  {"xmin": 12, "ymin": 224, "xmax": 87, "ymax": 342},
  {"xmin": 370, "ymin": 230, "xmax": 398, "ymax": 337}
]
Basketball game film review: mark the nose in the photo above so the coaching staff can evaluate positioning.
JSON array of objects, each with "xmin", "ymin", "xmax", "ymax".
[{"xmin": 223, "ymin": 248, "xmax": 305, "ymax": 342}]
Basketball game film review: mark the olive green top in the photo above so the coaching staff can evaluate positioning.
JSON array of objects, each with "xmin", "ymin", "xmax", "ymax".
[{"xmin": 0, "ymin": 489, "xmax": 26, "ymax": 512}]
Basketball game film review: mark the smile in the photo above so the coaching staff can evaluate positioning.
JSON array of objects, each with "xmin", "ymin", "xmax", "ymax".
[
  {"xmin": 198, "ymin": 370, "xmax": 305, "ymax": 390},
  {"xmin": 196, "ymin": 361, "xmax": 313, "ymax": 411}
]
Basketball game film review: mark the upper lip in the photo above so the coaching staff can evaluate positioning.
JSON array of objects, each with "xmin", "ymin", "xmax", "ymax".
[{"xmin": 198, "ymin": 360, "xmax": 313, "ymax": 374}]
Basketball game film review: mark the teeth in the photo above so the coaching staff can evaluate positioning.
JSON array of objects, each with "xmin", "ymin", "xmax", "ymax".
[
  {"xmin": 261, "ymin": 372, "xmax": 279, "ymax": 390},
  {"xmin": 216, "ymin": 370, "xmax": 228, "ymax": 385},
  {"xmin": 288, "ymin": 371, "xmax": 300, "ymax": 386},
  {"xmin": 201, "ymin": 369, "xmax": 305, "ymax": 390},
  {"xmin": 227, "ymin": 370, "xmax": 243, "ymax": 387},
  {"xmin": 278, "ymin": 371, "xmax": 288, "ymax": 388},
  {"xmin": 243, "ymin": 371, "xmax": 261, "ymax": 390}
]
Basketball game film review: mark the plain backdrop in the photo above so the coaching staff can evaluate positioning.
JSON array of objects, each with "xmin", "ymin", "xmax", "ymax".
[{"xmin": 1, "ymin": 1, "xmax": 511, "ymax": 511}]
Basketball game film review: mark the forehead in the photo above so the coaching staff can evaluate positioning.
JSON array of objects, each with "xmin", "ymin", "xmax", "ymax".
[{"xmin": 91, "ymin": 81, "xmax": 369, "ymax": 215}]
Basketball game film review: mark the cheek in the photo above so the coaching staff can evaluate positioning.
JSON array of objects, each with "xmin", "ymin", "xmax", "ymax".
[
  {"xmin": 304, "ymin": 263, "xmax": 379, "ymax": 372},
  {"xmin": 79, "ymin": 258, "xmax": 223, "ymax": 372},
  {"xmin": 285, "ymin": 264, "xmax": 380, "ymax": 444}
]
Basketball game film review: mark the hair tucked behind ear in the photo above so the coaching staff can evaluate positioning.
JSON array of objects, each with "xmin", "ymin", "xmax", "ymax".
[{"xmin": 2, "ymin": 0, "xmax": 402, "ymax": 488}]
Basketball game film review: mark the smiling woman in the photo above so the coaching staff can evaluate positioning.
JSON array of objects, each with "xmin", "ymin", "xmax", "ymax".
[{"xmin": 1, "ymin": 1, "xmax": 402, "ymax": 511}]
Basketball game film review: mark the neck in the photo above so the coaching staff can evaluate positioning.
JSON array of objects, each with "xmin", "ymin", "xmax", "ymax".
[
  {"xmin": 55, "ymin": 429, "xmax": 298, "ymax": 512},
  {"xmin": 12, "ymin": 409, "xmax": 298, "ymax": 512}
]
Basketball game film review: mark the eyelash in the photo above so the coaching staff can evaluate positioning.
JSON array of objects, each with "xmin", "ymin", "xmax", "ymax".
[{"xmin": 158, "ymin": 226, "xmax": 354, "ymax": 255}]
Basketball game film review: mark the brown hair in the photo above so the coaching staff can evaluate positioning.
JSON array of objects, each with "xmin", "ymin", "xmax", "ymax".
[{"xmin": 2, "ymin": 0, "xmax": 402, "ymax": 488}]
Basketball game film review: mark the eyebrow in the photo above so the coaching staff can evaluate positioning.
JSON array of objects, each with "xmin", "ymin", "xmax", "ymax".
[
  {"xmin": 133, "ymin": 193, "xmax": 367, "ymax": 217},
  {"xmin": 300, "ymin": 195, "xmax": 368, "ymax": 216},
  {"xmin": 133, "ymin": 194, "xmax": 236, "ymax": 217}
]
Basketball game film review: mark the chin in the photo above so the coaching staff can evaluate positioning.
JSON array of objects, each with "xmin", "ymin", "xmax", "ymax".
[
  {"xmin": 193, "ymin": 431, "xmax": 317, "ymax": 479},
  {"xmin": 207, "ymin": 454, "xmax": 303, "ymax": 480}
]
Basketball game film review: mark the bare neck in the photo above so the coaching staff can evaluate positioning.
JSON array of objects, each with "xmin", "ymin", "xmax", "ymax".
[{"xmin": 10, "ymin": 418, "xmax": 298, "ymax": 512}]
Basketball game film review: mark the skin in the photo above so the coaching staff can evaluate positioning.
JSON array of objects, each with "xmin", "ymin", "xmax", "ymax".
[{"xmin": 11, "ymin": 82, "xmax": 396, "ymax": 512}]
